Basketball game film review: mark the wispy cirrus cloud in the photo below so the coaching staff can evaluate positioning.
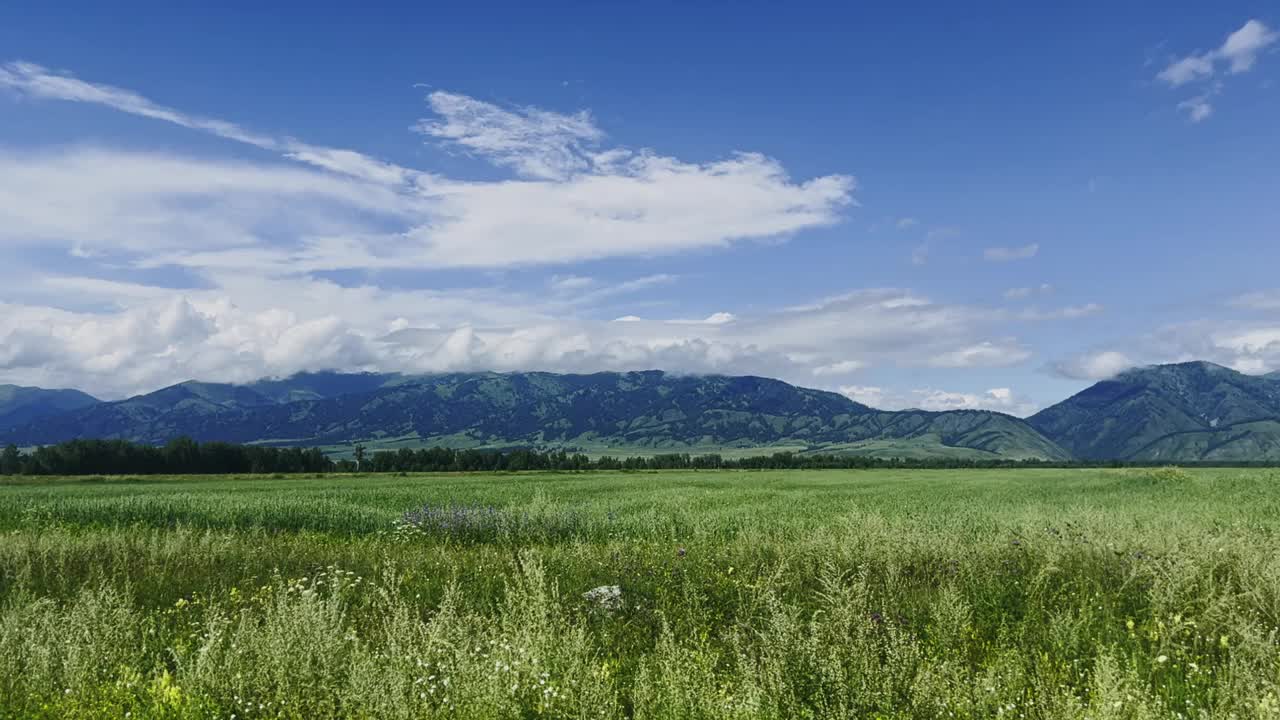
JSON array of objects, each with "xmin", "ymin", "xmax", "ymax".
[
  {"xmin": 983, "ymin": 243, "xmax": 1039, "ymax": 262},
  {"xmin": 0, "ymin": 61, "xmax": 855, "ymax": 271},
  {"xmin": 1230, "ymin": 290, "xmax": 1280, "ymax": 311},
  {"xmin": 928, "ymin": 341, "xmax": 1031, "ymax": 368},
  {"xmin": 1004, "ymin": 284, "xmax": 1053, "ymax": 300},
  {"xmin": 415, "ymin": 90, "xmax": 605, "ymax": 180},
  {"xmin": 0, "ymin": 61, "xmax": 422, "ymax": 185}
]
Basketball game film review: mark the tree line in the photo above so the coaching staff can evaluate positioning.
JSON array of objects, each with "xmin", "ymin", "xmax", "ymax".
[{"xmin": 2, "ymin": 437, "xmax": 1277, "ymax": 476}]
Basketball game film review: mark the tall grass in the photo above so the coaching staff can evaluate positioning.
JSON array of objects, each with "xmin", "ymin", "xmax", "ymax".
[{"xmin": 1, "ymin": 468, "xmax": 1279, "ymax": 717}]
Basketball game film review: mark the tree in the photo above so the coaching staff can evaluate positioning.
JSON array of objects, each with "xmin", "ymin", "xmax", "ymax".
[
  {"xmin": 353, "ymin": 443, "xmax": 366, "ymax": 472},
  {"xmin": 0, "ymin": 444, "xmax": 20, "ymax": 475}
]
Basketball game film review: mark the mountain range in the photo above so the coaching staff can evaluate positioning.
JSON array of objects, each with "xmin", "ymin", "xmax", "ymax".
[
  {"xmin": 4, "ymin": 361, "xmax": 1280, "ymax": 461},
  {"xmin": 0, "ymin": 385, "xmax": 99, "ymax": 431},
  {"xmin": 1027, "ymin": 361, "xmax": 1280, "ymax": 461}
]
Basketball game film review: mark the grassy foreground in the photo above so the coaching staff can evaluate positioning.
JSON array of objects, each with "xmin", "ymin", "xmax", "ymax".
[{"xmin": 1, "ymin": 468, "xmax": 1279, "ymax": 718}]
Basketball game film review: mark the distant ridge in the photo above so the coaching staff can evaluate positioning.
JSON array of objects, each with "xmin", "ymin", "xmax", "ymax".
[
  {"xmin": 0, "ymin": 370, "xmax": 1068, "ymax": 460},
  {"xmin": 9, "ymin": 361, "xmax": 1280, "ymax": 461},
  {"xmin": 1029, "ymin": 361, "xmax": 1280, "ymax": 461},
  {"xmin": 0, "ymin": 385, "xmax": 100, "ymax": 431}
]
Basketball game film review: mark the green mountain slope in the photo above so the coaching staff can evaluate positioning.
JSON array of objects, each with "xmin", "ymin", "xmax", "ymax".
[
  {"xmin": 0, "ymin": 385, "xmax": 100, "ymax": 431},
  {"xmin": 1, "ymin": 371, "xmax": 1068, "ymax": 460},
  {"xmin": 1029, "ymin": 361, "xmax": 1280, "ymax": 460}
]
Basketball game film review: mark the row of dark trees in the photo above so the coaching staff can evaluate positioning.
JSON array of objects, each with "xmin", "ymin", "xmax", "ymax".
[
  {"xmin": 0, "ymin": 438, "xmax": 331, "ymax": 476},
  {"xmin": 3, "ymin": 438, "xmax": 1277, "ymax": 476}
]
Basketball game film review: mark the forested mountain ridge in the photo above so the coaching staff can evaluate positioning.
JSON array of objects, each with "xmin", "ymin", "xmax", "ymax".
[
  {"xmin": 1029, "ymin": 361, "xmax": 1280, "ymax": 461},
  {"xmin": 1, "ymin": 370, "xmax": 1068, "ymax": 460},
  {"xmin": 0, "ymin": 385, "xmax": 100, "ymax": 431},
  {"xmin": 11, "ymin": 362, "xmax": 1280, "ymax": 462}
]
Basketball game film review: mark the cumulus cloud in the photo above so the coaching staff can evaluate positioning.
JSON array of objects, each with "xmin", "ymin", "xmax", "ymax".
[
  {"xmin": 1156, "ymin": 20, "xmax": 1276, "ymax": 121},
  {"xmin": 911, "ymin": 387, "xmax": 1037, "ymax": 415},
  {"xmin": 1159, "ymin": 20, "xmax": 1277, "ymax": 86},
  {"xmin": 1047, "ymin": 300, "xmax": 1280, "ymax": 382},
  {"xmin": 1052, "ymin": 351, "xmax": 1134, "ymax": 381},
  {"xmin": 983, "ymin": 243, "xmax": 1040, "ymax": 262},
  {"xmin": 838, "ymin": 385, "xmax": 889, "ymax": 408},
  {"xmin": 1177, "ymin": 93, "xmax": 1215, "ymax": 123},
  {"xmin": 838, "ymin": 385, "xmax": 1038, "ymax": 416},
  {"xmin": 0, "ymin": 275, "xmax": 1051, "ymax": 398}
]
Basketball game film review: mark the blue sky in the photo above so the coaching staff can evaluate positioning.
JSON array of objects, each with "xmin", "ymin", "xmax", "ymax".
[{"xmin": 1, "ymin": 2, "xmax": 1278, "ymax": 412}]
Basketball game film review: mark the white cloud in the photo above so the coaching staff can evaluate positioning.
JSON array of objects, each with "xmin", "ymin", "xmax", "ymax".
[
  {"xmin": 1158, "ymin": 20, "xmax": 1277, "ymax": 86},
  {"xmin": 1213, "ymin": 328, "xmax": 1280, "ymax": 355},
  {"xmin": 928, "ymin": 341, "xmax": 1031, "ymax": 368},
  {"xmin": 838, "ymin": 385, "xmax": 889, "ymax": 407},
  {"xmin": 1159, "ymin": 54, "xmax": 1217, "ymax": 87},
  {"xmin": 414, "ymin": 90, "xmax": 604, "ymax": 180},
  {"xmin": 811, "ymin": 360, "xmax": 866, "ymax": 377},
  {"xmin": 838, "ymin": 384, "xmax": 1038, "ymax": 416},
  {"xmin": 1018, "ymin": 303, "xmax": 1103, "ymax": 321},
  {"xmin": 983, "ymin": 243, "xmax": 1039, "ymax": 262},
  {"xmin": 896, "ymin": 217, "xmax": 919, "ymax": 229},
  {"xmin": 2, "ymin": 143, "xmax": 851, "ymax": 271},
  {"xmin": 0, "ymin": 147, "xmax": 417, "ymax": 261},
  {"xmin": 0, "ymin": 60, "xmax": 1052, "ymax": 400},
  {"xmin": 1052, "ymin": 351, "xmax": 1134, "ymax": 381},
  {"xmin": 0, "ymin": 275, "xmax": 1039, "ymax": 398},
  {"xmin": 0, "ymin": 61, "xmax": 854, "ymax": 271},
  {"xmin": 911, "ymin": 244, "xmax": 929, "ymax": 265},
  {"xmin": 414, "ymin": 152, "xmax": 854, "ymax": 268},
  {"xmin": 550, "ymin": 275, "xmax": 596, "ymax": 292},
  {"xmin": 1221, "ymin": 19, "xmax": 1277, "ymax": 73},
  {"xmin": 1177, "ymin": 93, "xmax": 1215, "ymax": 123},
  {"xmin": 1230, "ymin": 290, "xmax": 1280, "ymax": 311},
  {"xmin": 1156, "ymin": 20, "xmax": 1276, "ymax": 122},
  {"xmin": 911, "ymin": 387, "xmax": 1037, "ymax": 415},
  {"xmin": 566, "ymin": 274, "xmax": 678, "ymax": 305},
  {"xmin": 1047, "ymin": 302, "xmax": 1280, "ymax": 381},
  {"xmin": 0, "ymin": 61, "xmax": 422, "ymax": 186},
  {"xmin": 1004, "ymin": 284, "xmax": 1053, "ymax": 300},
  {"xmin": 700, "ymin": 312, "xmax": 737, "ymax": 325}
]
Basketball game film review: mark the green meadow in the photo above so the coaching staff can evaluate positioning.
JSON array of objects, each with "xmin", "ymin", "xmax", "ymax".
[{"xmin": 2, "ymin": 467, "xmax": 1279, "ymax": 718}]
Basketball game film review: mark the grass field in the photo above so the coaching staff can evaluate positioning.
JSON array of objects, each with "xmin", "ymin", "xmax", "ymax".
[{"xmin": 2, "ymin": 467, "xmax": 1279, "ymax": 718}]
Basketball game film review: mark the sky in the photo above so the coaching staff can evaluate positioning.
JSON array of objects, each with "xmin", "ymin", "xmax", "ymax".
[{"xmin": 1, "ymin": 2, "xmax": 1278, "ymax": 414}]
